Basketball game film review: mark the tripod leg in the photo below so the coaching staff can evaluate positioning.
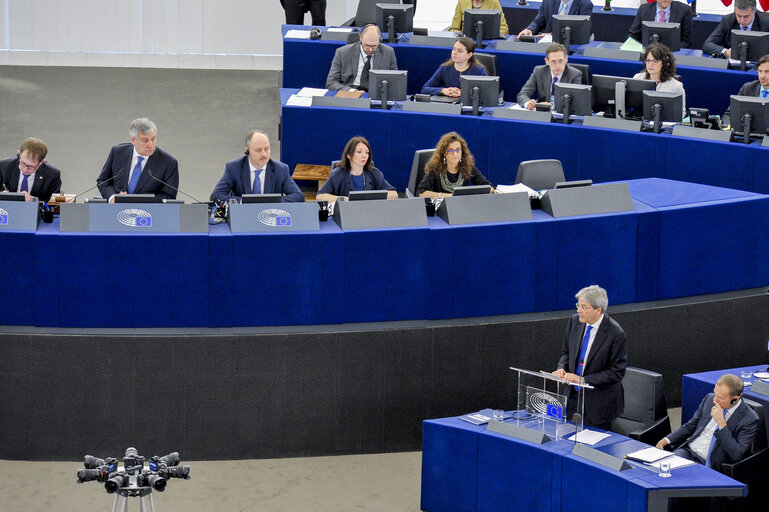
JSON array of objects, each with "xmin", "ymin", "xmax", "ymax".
[
  {"xmin": 139, "ymin": 495, "xmax": 146, "ymax": 512},
  {"xmin": 121, "ymin": 494, "xmax": 128, "ymax": 512},
  {"xmin": 148, "ymin": 491, "xmax": 156, "ymax": 512},
  {"xmin": 112, "ymin": 494, "xmax": 120, "ymax": 512}
]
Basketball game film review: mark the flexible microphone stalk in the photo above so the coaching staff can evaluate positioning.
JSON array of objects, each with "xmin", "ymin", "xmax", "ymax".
[
  {"xmin": 74, "ymin": 168, "xmax": 124, "ymax": 201},
  {"xmin": 147, "ymin": 169, "xmax": 206, "ymax": 204}
]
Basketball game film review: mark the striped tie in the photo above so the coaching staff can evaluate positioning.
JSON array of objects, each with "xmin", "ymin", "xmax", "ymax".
[{"xmin": 558, "ymin": 2, "xmax": 568, "ymax": 15}]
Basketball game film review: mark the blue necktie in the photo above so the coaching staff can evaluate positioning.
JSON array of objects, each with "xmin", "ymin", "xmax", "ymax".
[
  {"xmin": 762, "ymin": 90, "xmax": 768, "ymax": 98},
  {"xmin": 20, "ymin": 174, "xmax": 30, "ymax": 192},
  {"xmin": 705, "ymin": 409, "xmax": 728, "ymax": 468},
  {"xmin": 252, "ymin": 169, "xmax": 263, "ymax": 194},
  {"xmin": 558, "ymin": 2, "xmax": 567, "ymax": 15},
  {"xmin": 574, "ymin": 325, "xmax": 592, "ymax": 390},
  {"xmin": 127, "ymin": 157, "xmax": 144, "ymax": 194}
]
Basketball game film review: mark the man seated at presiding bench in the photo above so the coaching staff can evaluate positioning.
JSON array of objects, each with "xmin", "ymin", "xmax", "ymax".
[
  {"xmin": 325, "ymin": 24, "xmax": 398, "ymax": 92},
  {"xmin": 210, "ymin": 130, "xmax": 304, "ymax": 203},
  {"xmin": 448, "ymin": 0, "xmax": 510, "ymax": 37},
  {"xmin": 627, "ymin": 0, "xmax": 693, "ymax": 49},
  {"xmin": 517, "ymin": 43, "xmax": 582, "ymax": 110},
  {"xmin": 518, "ymin": 0, "xmax": 593, "ymax": 38},
  {"xmin": 656, "ymin": 374, "xmax": 760, "ymax": 473},
  {"xmin": 702, "ymin": 0, "xmax": 769, "ymax": 58}
]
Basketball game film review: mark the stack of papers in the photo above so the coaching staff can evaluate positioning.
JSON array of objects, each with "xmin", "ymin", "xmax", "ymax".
[
  {"xmin": 625, "ymin": 447, "xmax": 696, "ymax": 470},
  {"xmin": 495, "ymin": 183, "xmax": 537, "ymax": 198},
  {"xmin": 567, "ymin": 429, "xmax": 611, "ymax": 445},
  {"xmin": 284, "ymin": 29, "xmax": 312, "ymax": 39}
]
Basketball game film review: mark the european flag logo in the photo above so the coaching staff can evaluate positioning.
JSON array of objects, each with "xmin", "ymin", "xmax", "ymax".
[
  {"xmin": 276, "ymin": 215, "xmax": 292, "ymax": 226},
  {"xmin": 546, "ymin": 404, "xmax": 563, "ymax": 420},
  {"xmin": 0, "ymin": 214, "xmax": 7, "ymax": 225},
  {"xmin": 136, "ymin": 216, "xmax": 152, "ymax": 227}
]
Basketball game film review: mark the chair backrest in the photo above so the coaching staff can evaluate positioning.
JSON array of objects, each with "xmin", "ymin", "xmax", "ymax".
[
  {"xmin": 346, "ymin": 31, "xmax": 361, "ymax": 44},
  {"xmin": 568, "ymin": 63, "xmax": 592, "ymax": 85},
  {"xmin": 331, "ymin": 160, "xmax": 341, "ymax": 170},
  {"xmin": 354, "ymin": 0, "xmax": 402, "ymax": 27},
  {"xmin": 407, "ymin": 149, "xmax": 434, "ymax": 197},
  {"xmin": 743, "ymin": 399, "xmax": 767, "ymax": 453},
  {"xmin": 474, "ymin": 52, "xmax": 498, "ymax": 77},
  {"xmin": 618, "ymin": 367, "xmax": 668, "ymax": 425},
  {"xmin": 515, "ymin": 159, "xmax": 565, "ymax": 190}
]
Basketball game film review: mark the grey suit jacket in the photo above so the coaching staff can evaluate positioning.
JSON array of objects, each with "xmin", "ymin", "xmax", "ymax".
[
  {"xmin": 325, "ymin": 41, "xmax": 398, "ymax": 91},
  {"xmin": 516, "ymin": 64, "xmax": 583, "ymax": 107},
  {"xmin": 738, "ymin": 79, "xmax": 762, "ymax": 97}
]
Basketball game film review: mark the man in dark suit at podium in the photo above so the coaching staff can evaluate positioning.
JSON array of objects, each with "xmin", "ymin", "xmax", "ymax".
[
  {"xmin": 553, "ymin": 285, "xmax": 628, "ymax": 429},
  {"xmin": 0, "ymin": 137, "xmax": 61, "ymax": 203},
  {"xmin": 518, "ymin": 0, "xmax": 593, "ymax": 37},
  {"xmin": 210, "ymin": 130, "xmax": 304, "ymax": 204},
  {"xmin": 737, "ymin": 54, "xmax": 769, "ymax": 96},
  {"xmin": 97, "ymin": 118, "xmax": 179, "ymax": 203},
  {"xmin": 702, "ymin": 0, "xmax": 769, "ymax": 58},
  {"xmin": 656, "ymin": 374, "xmax": 759, "ymax": 473},
  {"xmin": 627, "ymin": 0, "xmax": 693, "ymax": 49}
]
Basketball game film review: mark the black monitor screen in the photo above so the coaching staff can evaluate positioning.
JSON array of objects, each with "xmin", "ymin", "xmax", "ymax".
[
  {"xmin": 348, "ymin": 190, "xmax": 388, "ymax": 201},
  {"xmin": 113, "ymin": 194, "xmax": 156, "ymax": 203},
  {"xmin": 463, "ymin": 9, "xmax": 501, "ymax": 40},
  {"xmin": 592, "ymin": 74, "xmax": 656, "ymax": 118},
  {"xmin": 554, "ymin": 82, "xmax": 593, "ymax": 117},
  {"xmin": 730, "ymin": 94, "xmax": 769, "ymax": 137},
  {"xmin": 376, "ymin": 4, "xmax": 414, "ymax": 36},
  {"xmin": 460, "ymin": 75, "xmax": 500, "ymax": 107},
  {"xmin": 641, "ymin": 22, "xmax": 681, "ymax": 53},
  {"xmin": 643, "ymin": 90, "xmax": 683, "ymax": 122},
  {"xmin": 552, "ymin": 15, "xmax": 592, "ymax": 48},
  {"xmin": 369, "ymin": 69, "xmax": 408, "ymax": 102},
  {"xmin": 0, "ymin": 192, "xmax": 26, "ymax": 202},
  {"xmin": 241, "ymin": 193, "xmax": 283, "ymax": 204},
  {"xmin": 730, "ymin": 30, "xmax": 769, "ymax": 62},
  {"xmin": 452, "ymin": 185, "xmax": 492, "ymax": 196}
]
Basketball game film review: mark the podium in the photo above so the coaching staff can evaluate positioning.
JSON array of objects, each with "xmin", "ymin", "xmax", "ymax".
[
  {"xmin": 333, "ymin": 198, "xmax": 427, "ymax": 230},
  {"xmin": 60, "ymin": 203, "xmax": 208, "ymax": 232},
  {"xmin": 436, "ymin": 192, "xmax": 532, "ymax": 225},
  {"xmin": 0, "ymin": 199, "xmax": 40, "ymax": 232},
  {"xmin": 228, "ymin": 202, "xmax": 319, "ymax": 232}
]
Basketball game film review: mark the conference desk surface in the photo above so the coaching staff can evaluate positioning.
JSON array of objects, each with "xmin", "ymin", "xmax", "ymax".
[
  {"xmin": 3, "ymin": 178, "xmax": 769, "ymax": 328},
  {"xmin": 421, "ymin": 414, "xmax": 745, "ymax": 512},
  {"xmin": 281, "ymin": 25, "xmax": 753, "ymax": 115}
]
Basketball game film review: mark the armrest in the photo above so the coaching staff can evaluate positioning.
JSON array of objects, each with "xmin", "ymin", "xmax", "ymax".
[
  {"xmin": 628, "ymin": 415, "xmax": 672, "ymax": 446},
  {"xmin": 721, "ymin": 446, "xmax": 769, "ymax": 482}
]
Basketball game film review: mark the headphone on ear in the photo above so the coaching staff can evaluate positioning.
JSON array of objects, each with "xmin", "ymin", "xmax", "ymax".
[
  {"xmin": 730, "ymin": 397, "xmax": 739, "ymax": 405},
  {"xmin": 244, "ymin": 149, "xmax": 249, "ymax": 155}
]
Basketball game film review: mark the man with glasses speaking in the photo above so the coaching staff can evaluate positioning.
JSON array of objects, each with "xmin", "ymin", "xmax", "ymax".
[
  {"xmin": 325, "ymin": 24, "xmax": 398, "ymax": 92},
  {"xmin": 0, "ymin": 137, "xmax": 61, "ymax": 202},
  {"xmin": 552, "ymin": 285, "xmax": 628, "ymax": 430}
]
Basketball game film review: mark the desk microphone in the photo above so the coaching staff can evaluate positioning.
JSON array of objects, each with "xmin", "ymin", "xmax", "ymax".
[
  {"xmin": 147, "ymin": 169, "xmax": 206, "ymax": 204},
  {"xmin": 74, "ymin": 168, "xmax": 124, "ymax": 201}
]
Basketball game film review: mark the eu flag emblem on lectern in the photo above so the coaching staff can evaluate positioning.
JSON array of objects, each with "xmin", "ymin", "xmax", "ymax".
[
  {"xmin": 135, "ymin": 216, "xmax": 152, "ymax": 227},
  {"xmin": 0, "ymin": 214, "xmax": 7, "ymax": 225},
  {"xmin": 546, "ymin": 404, "xmax": 563, "ymax": 419},
  {"xmin": 276, "ymin": 215, "xmax": 292, "ymax": 226}
]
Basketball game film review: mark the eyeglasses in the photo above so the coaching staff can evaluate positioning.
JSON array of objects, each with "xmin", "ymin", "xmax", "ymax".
[
  {"xmin": 362, "ymin": 43, "xmax": 379, "ymax": 50},
  {"xmin": 446, "ymin": 148, "xmax": 462, "ymax": 154},
  {"xmin": 19, "ymin": 159, "xmax": 41, "ymax": 172},
  {"xmin": 575, "ymin": 303, "xmax": 593, "ymax": 311},
  {"xmin": 644, "ymin": 59, "xmax": 661, "ymax": 64}
]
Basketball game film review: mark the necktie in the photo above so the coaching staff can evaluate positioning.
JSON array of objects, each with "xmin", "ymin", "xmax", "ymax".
[
  {"xmin": 127, "ymin": 156, "xmax": 144, "ymax": 194},
  {"xmin": 658, "ymin": 10, "xmax": 666, "ymax": 23},
  {"xmin": 763, "ymin": 90, "xmax": 769, "ymax": 98},
  {"xmin": 20, "ymin": 174, "xmax": 30, "ymax": 193},
  {"xmin": 705, "ymin": 409, "xmax": 728, "ymax": 468},
  {"xmin": 360, "ymin": 55, "xmax": 372, "ymax": 91},
  {"xmin": 558, "ymin": 2, "xmax": 568, "ymax": 15},
  {"xmin": 551, "ymin": 76, "xmax": 559, "ymax": 100},
  {"xmin": 574, "ymin": 325, "xmax": 592, "ymax": 390},
  {"xmin": 252, "ymin": 169, "xmax": 263, "ymax": 194}
]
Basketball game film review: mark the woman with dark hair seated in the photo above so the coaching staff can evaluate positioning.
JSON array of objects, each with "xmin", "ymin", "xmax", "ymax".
[
  {"xmin": 421, "ymin": 37, "xmax": 487, "ymax": 98},
  {"xmin": 316, "ymin": 136, "xmax": 397, "ymax": 202},
  {"xmin": 416, "ymin": 131, "xmax": 493, "ymax": 198},
  {"xmin": 633, "ymin": 42, "xmax": 686, "ymax": 114}
]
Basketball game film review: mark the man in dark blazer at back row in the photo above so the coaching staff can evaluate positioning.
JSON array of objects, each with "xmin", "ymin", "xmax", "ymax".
[
  {"xmin": 703, "ymin": 0, "xmax": 769, "ymax": 58},
  {"xmin": 326, "ymin": 24, "xmax": 398, "ymax": 92},
  {"xmin": 517, "ymin": 43, "xmax": 583, "ymax": 110},
  {"xmin": 518, "ymin": 0, "xmax": 593, "ymax": 37},
  {"xmin": 738, "ymin": 54, "xmax": 769, "ymax": 96},
  {"xmin": 209, "ymin": 130, "xmax": 304, "ymax": 203},
  {"xmin": 97, "ymin": 117, "xmax": 179, "ymax": 203},
  {"xmin": 553, "ymin": 284, "xmax": 628, "ymax": 430},
  {"xmin": 627, "ymin": 0, "xmax": 693, "ymax": 48},
  {"xmin": 0, "ymin": 137, "xmax": 61, "ymax": 202}
]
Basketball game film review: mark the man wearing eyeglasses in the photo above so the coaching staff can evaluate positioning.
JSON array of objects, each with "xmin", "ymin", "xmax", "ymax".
[
  {"xmin": 325, "ymin": 24, "xmax": 398, "ymax": 92},
  {"xmin": 0, "ymin": 138, "xmax": 61, "ymax": 203},
  {"xmin": 552, "ymin": 284, "xmax": 628, "ymax": 430},
  {"xmin": 703, "ymin": 0, "xmax": 769, "ymax": 58}
]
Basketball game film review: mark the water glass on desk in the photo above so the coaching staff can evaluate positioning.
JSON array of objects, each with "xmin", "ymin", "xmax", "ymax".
[
  {"xmin": 741, "ymin": 369, "xmax": 752, "ymax": 386},
  {"xmin": 493, "ymin": 409, "xmax": 504, "ymax": 422},
  {"xmin": 659, "ymin": 461, "xmax": 671, "ymax": 478}
]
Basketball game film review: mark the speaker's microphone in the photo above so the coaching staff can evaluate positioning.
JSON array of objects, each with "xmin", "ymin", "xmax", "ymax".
[
  {"xmin": 146, "ymin": 169, "xmax": 206, "ymax": 203},
  {"xmin": 75, "ymin": 168, "xmax": 124, "ymax": 201}
]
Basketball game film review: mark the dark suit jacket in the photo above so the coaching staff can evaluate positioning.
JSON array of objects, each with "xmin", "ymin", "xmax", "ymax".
[
  {"xmin": 97, "ymin": 143, "xmax": 178, "ymax": 202},
  {"xmin": 526, "ymin": 0, "xmax": 593, "ymax": 35},
  {"xmin": 738, "ymin": 79, "xmax": 763, "ymax": 96},
  {"xmin": 517, "ymin": 64, "xmax": 583, "ymax": 107},
  {"xmin": 0, "ymin": 156, "xmax": 62, "ymax": 202},
  {"xmin": 557, "ymin": 313, "xmax": 628, "ymax": 426},
  {"xmin": 667, "ymin": 395, "xmax": 760, "ymax": 472},
  {"xmin": 325, "ymin": 41, "xmax": 398, "ymax": 91},
  {"xmin": 628, "ymin": 1, "xmax": 693, "ymax": 48},
  {"xmin": 209, "ymin": 157, "xmax": 304, "ymax": 203},
  {"xmin": 703, "ymin": 11, "xmax": 769, "ymax": 55}
]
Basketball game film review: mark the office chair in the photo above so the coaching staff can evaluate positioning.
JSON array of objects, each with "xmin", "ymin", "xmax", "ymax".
[
  {"xmin": 474, "ymin": 52, "xmax": 497, "ymax": 77},
  {"xmin": 609, "ymin": 367, "xmax": 671, "ymax": 445},
  {"xmin": 406, "ymin": 149, "xmax": 434, "ymax": 197},
  {"xmin": 514, "ymin": 159, "xmax": 565, "ymax": 190},
  {"xmin": 721, "ymin": 400, "xmax": 768, "ymax": 502},
  {"xmin": 568, "ymin": 63, "xmax": 592, "ymax": 85}
]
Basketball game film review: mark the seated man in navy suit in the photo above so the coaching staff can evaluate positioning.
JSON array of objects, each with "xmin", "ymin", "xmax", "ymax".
[
  {"xmin": 627, "ymin": 0, "xmax": 693, "ymax": 49},
  {"xmin": 737, "ymin": 54, "xmax": 769, "ymax": 96},
  {"xmin": 97, "ymin": 117, "xmax": 179, "ymax": 203},
  {"xmin": 518, "ymin": 0, "xmax": 593, "ymax": 38},
  {"xmin": 656, "ymin": 374, "xmax": 760, "ymax": 473},
  {"xmin": 703, "ymin": 0, "xmax": 769, "ymax": 58},
  {"xmin": 209, "ymin": 130, "xmax": 304, "ymax": 203},
  {"xmin": 0, "ymin": 137, "xmax": 62, "ymax": 202}
]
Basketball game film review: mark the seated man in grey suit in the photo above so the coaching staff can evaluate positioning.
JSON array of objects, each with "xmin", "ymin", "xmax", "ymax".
[
  {"xmin": 737, "ymin": 54, "xmax": 769, "ymax": 96},
  {"xmin": 517, "ymin": 43, "xmax": 582, "ymax": 110},
  {"xmin": 656, "ymin": 374, "xmax": 760, "ymax": 473},
  {"xmin": 703, "ymin": 0, "xmax": 769, "ymax": 58},
  {"xmin": 325, "ymin": 24, "xmax": 398, "ymax": 92},
  {"xmin": 627, "ymin": 0, "xmax": 693, "ymax": 49}
]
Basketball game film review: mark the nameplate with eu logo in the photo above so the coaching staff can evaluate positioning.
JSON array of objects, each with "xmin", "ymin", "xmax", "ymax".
[
  {"xmin": 0, "ymin": 200, "xmax": 41, "ymax": 232},
  {"xmin": 228, "ymin": 202, "xmax": 319, "ymax": 232},
  {"xmin": 59, "ymin": 203, "xmax": 208, "ymax": 232}
]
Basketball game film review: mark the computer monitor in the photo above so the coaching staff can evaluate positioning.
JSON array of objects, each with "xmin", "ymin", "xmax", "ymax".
[
  {"xmin": 348, "ymin": 190, "xmax": 388, "ymax": 201},
  {"xmin": 369, "ymin": 69, "xmax": 408, "ymax": 108},
  {"xmin": 641, "ymin": 22, "xmax": 681, "ymax": 53},
  {"xmin": 376, "ymin": 4, "xmax": 414, "ymax": 44},
  {"xmin": 113, "ymin": 194, "xmax": 156, "ymax": 203},
  {"xmin": 460, "ymin": 75, "xmax": 500, "ymax": 116},
  {"xmin": 730, "ymin": 94, "xmax": 769, "ymax": 143},
  {"xmin": 241, "ymin": 193, "xmax": 283, "ymax": 203},
  {"xmin": 452, "ymin": 185, "xmax": 492, "ymax": 196},
  {"xmin": 592, "ymin": 74, "xmax": 656, "ymax": 119},
  {"xmin": 0, "ymin": 192, "xmax": 26, "ymax": 201},
  {"xmin": 552, "ymin": 15, "xmax": 591, "ymax": 54},
  {"xmin": 642, "ymin": 90, "xmax": 683, "ymax": 133},
  {"xmin": 463, "ymin": 9, "xmax": 501, "ymax": 48},
  {"xmin": 554, "ymin": 82, "xmax": 593, "ymax": 121},
  {"xmin": 554, "ymin": 180, "xmax": 592, "ymax": 189},
  {"xmin": 730, "ymin": 30, "xmax": 769, "ymax": 71}
]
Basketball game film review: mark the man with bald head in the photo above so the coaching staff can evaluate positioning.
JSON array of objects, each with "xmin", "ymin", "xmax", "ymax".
[
  {"xmin": 325, "ymin": 24, "xmax": 398, "ymax": 92},
  {"xmin": 210, "ymin": 131, "xmax": 304, "ymax": 203}
]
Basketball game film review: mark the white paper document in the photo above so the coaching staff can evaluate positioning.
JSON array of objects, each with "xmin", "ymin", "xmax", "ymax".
[
  {"xmin": 567, "ymin": 429, "xmax": 611, "ymax": 445},
  {"xmin": 624, "ymin": 446, "xmax": 671, "ymax": 463},
  {"xmin": 284, "ymin": 29, "xmax": 312, "ymax": 39},
  {"xmin": 645, "ymin": 455, "xmax": 696, "ymax": 470},
  {"xmin": 297, "ymin": 87, "xmax": 328, "ymax": 97},
  {"xmin": 495, "ymin": 183, "xmax": 537, "ymax": 198},
  {"xmin": 286, "ymin": 94, "xmax": 313, "ymax": 107},
  {"xmin": 326, "ymin": 27, "xmax": 354, "ymax": 33}
]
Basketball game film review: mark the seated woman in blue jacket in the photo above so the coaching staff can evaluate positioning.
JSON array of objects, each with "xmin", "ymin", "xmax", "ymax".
[
  {"xmin": 316, "ymin": 136, "xmax": 397, "ymax": 201},
  {"xmin": 421, "ymin": 37, "xmax": 487, "ymax": 98}
]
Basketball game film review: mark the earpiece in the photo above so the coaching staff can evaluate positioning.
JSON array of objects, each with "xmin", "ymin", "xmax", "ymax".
[
  {"xmin": 310, "ymin": 27, "xmax": 321, "ymax": 40},
  {"xmin": 244, "ymin": 149, "xmax": 249, "ymax": 155},
  {"xmin": 730, "ymin": 397, "xmax": 738, "ymax": 405}
]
